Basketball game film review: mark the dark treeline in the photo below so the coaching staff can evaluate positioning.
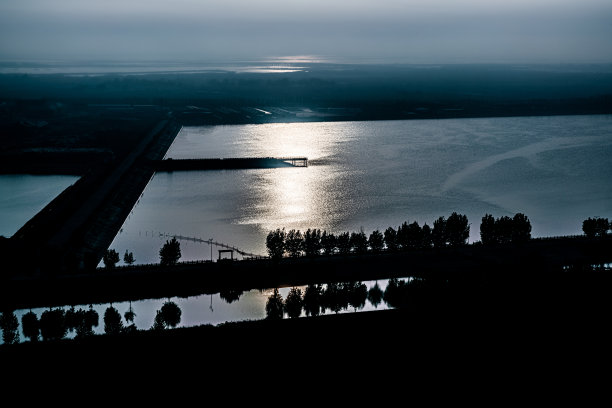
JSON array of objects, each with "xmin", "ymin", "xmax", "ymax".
[
  {"xmin": 266, "ymin": 212, "xmax": 612, "ymax": 259},
  {"xmin": 582, "ymin": 217, "xmax": 610, "ymax": 238},
  {"xmin": 265, "ymin": 281, "xmax": 371, "ymax": 319},
  {"xmin": 3, "ymin": 214, "xmax": 609, "ymax": 346},
  {"xmin": 0, "ymin": 300, "xmax": 180, "ymax": 345},
  {"xmin": 480, "ymin": 213, "xmax": 532, "ymax": 246},
  {"xmin": 267, "ymin": 212, "xmax": 493, "ymax": 259},
  {"xmin": 0, "ymin": 276, "xmax": 424, "ymax": 345},
  {"xmin": 264, "ymin": 278, "xmax": 439, "ymax": 320}
]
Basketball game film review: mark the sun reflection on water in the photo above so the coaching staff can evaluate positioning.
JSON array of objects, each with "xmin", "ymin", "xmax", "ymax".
[{"xmin": 237, "ymin": 123, "xmax": 346, "ymax": 235}]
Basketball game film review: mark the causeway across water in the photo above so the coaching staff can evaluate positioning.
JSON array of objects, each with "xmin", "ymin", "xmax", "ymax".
[{"xmin": 153, "ymin": 157, "xmax": 308, "ymax": 171}]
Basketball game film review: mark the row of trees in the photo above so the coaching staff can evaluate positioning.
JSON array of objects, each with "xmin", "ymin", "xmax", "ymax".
[
  {"xmin": 266, "ymin": 282, "xmax": 374, "ymax": 319},
  {"xmin": 0, "ymin": 300, "xmax": 180, "ymax": 344},
  {"xmin": 103, "ymin": 249, "xmax": 135, "ymax": 268},
  {"xmin": 103, "ymin": 237, "xmax": 182, "ymax": 269},
  {"xmin": 266, "ymin": 212, "xmax": 471, "ymax": 259},
  {"xmin": 582, "ymin": 217, "xmax": 610, "ymax": 238},
  {"xmin": 480, "ymin": 213, "xmax": 532, "ymax": 245},
  {"xmin": 264, "ymin": 278, "xmax": 434, "ymax": 320}
]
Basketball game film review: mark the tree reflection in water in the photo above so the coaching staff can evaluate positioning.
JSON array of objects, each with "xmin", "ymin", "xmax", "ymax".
[{"xmin": 2, "ymin": 279, "xmax": 402, "ymax": 345}]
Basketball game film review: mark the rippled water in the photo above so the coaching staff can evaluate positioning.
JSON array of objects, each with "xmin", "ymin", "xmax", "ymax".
[{"xmin": 107, "ymin": 115, "xmax": 612, "ymax": 264}]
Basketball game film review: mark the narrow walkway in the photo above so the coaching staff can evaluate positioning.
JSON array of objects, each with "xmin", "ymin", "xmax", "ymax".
[{"xmin": 154, "ymin": 157, "xmax": 308, "ymax": 171}]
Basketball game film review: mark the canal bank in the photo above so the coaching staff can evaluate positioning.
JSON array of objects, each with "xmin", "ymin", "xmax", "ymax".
[{"xmin": 2, "ymin": 235, "xmax": 610, "ymax": 311}]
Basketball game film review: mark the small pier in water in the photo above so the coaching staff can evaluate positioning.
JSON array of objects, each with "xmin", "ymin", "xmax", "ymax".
[{"xmin": 154, "ymin": 157, "xmax": 308, "ymax": 171}]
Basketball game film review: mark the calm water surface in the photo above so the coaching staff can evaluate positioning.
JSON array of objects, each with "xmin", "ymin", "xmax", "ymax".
[
  {"xmin": 0, "ymin": 175, "xmax": 79, "ymax": 237},
  {"xmin": 5, "ymin": 279, "xmax": 392, "ymax": 343},
  {"xmin": 108, "ymin": 115, "xmax": 612, "ymax": 264}
]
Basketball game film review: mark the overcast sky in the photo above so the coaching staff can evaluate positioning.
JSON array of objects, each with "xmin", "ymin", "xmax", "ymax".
[{"xmin": 1, "ymin": 0, "xmax": 611, "ymax": 64}]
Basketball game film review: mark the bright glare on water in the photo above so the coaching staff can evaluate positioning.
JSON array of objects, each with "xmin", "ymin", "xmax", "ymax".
[{"xmin": 107, "ymin": 115, "xmax": 612, "ymax": 265}]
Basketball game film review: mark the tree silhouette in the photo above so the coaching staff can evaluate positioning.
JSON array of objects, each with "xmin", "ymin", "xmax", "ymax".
[
  {"xmin": 266, "ymin": 228, "xmax": 286, "ymax": 259},
  {"xmin": 151, "ymin": 301, "xmax": 182, "ymax": 330},
  {"xmin": 104, "ymin": 306, "xmax": 124, "ymax": 335},
  {"xmin": 124, "ymin": 302, "xmax": 137, "ymax": 333},
  {"xmin": 64, "ymin": 306, "xmax": 96, "ymax": 338},
  {"xmin": 347, "ymin": 281, "xmax": 368, "ymax": 311},
  {"xmin": 303, "ymin": 284, "xmax": 323, "ymax": 316},
  {"xmin": 220, "ymin": 288, "xmax": 244, "ymax": 303},
  {"xmin": 285, "ymin": 229, "xmax": 304, "ymax": 257},
  {"xmin": 85, "ymin": 305, "xmax": 99, "ymax": 329},
  {"xmin": 103, "ymin": 249, "xmax": 120, "ymax": 269},
  {"xmin": 124, "ymin": 302, "xmax": 136, "ymax": 323},
  {"xmin": 123, "ymin": 250, "xmax": 135, "ymax": 265},
  {"xmin": 0, "ymin": 310, "xmax": 19, "ymax": 345},
  {"xmin": 384, "ymin": 226, "xmax": 398, "ymax": 252},
  {"xmin": 322, "ymin": 282, "xmax": 348, "ymax": 313},
  {"xmin": 406, "ymin": 221, "xmax": 423, "ymax": 249},
  {"xmin": 39, "ymin": 308, "xmax": 67, "ymax": 341},
  {"xmin": 159, "ymin": 237, "xmax": 181, "ymax": 266},
  {"xmin": 368, "ymin": 230, "xmax": 384, "ymax": 253},
  {"xmin": 595, "ymin": 218, "xmax": 609, "ymax": 236},
  {"xmin": 285, "ymin": 287, "xmax": 303, "ymax": 318},
  {"xmin": 367, "ymin": 283, "xmax": 384, "ymax": 307},
  {"xmin": 421, "ymin": 223, "xmax": 433, "ymax": 249},
  {"xmin": 151, "ymin": 311, "xmax": 166, "ymax": 331},
  {"xmin": 496, "ymin": 215, "xmax": 514, "ymax": 244},
  {"xmin": 265, "ymin": 288, "xmax": 284, "ymax": 319},
  {"xmin": 160, "ymin": 301, "xmax": 182, "ymax": 328},
  {"xmin": 512, "ymin": 213, "xmax": 532, "ymax": 243},
  {"xmin": 481, "ymin": 213, "xmax": 532, "ymax": 245},
  {"xmin": 65, "ymin": 306, "xmax": 79, "ymax": 333},
  {"xmin": 336, "ymin": 232, "xmax": 352, "ymax": 255},
  {"xmin": 321, "ymin": 230, "xmax": 337, "ymax": 255},
  {"xmin": 21, "ymin": 310, "xmax": 39, "ymax": 342},
  {"xmin": 383, "ymin": 277, "xmax": 409, "ymax": 308},
  {"xmin": 480, "ymin": 214, "xmax": 496, "ymax": 246},
  {"xmin": 432, "ymin": 217, "xmax": 447, "ymax": 249},
  {"xmin": 583, "ymin": 217, "xmax": 609, "ymax": 238},
  {"xmin": 397, "ymin": 222, "xmax": 410, "ymax": 250},
  {"xmin": 446, "ymin": 212, "xmax": 469, "ymax": 247},
  {"xmin": 350, "ymin": 230, "xmax": 368, "ymax": 254},
  {"xmin": 303, "ymin": 228, "xmax": 322, "ymax": 257}
]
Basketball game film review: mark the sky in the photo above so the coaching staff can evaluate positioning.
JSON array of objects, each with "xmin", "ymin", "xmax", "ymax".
[{"xmin": 0, "ymin": 0, "xmax": 611, "ymax": 64}]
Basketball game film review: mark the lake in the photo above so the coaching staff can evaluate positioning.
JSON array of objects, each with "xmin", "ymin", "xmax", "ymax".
[
  {"xmin": 107, "ymin": 114, "xmax": 612, "ymax": 264},
  {"xmin": 0, "ymin": 174, "xmax": 79, "ymax": 238}
]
